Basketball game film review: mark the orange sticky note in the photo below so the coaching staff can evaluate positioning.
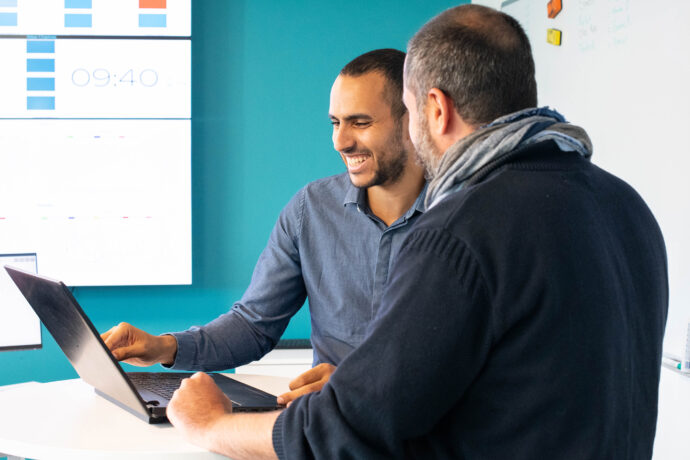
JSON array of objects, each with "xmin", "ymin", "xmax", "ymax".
[
  {"xmin": 139, "ymin": 0, "xmax": 166, "ymax": 8},
  {"xmin": 547, "ymin": 0, "xmax": 562, "ymax": 19}
]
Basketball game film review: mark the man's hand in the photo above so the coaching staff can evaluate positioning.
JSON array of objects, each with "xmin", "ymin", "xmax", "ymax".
[
  {"xmin": 169, "ymin": 373, "xmax": 280, "ymax": 460},
  {"xmin": 167, "ymin": 372, "xmax": 234, "ymax": 446},
  {"xmin": 100, "ymin": 322, "xmax": 177, "ymax": 366},
  {"xmin": 277, "ymin": 363, "xmax": 336, "ymax": 406}
]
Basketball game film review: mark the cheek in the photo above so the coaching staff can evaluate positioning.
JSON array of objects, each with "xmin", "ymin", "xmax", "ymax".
[{"xmin": 407, "ymin": 117, "xmax": 420, "ymax": 145}]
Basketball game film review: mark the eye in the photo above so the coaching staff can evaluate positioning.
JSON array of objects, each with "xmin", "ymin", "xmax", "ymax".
[
  {"xmin": 330, "ymin": 120, "xmax": 340, "ymax": 127},
  {"xmin": 353, "ymin": 121, "xmax": 371, "ymax": 128}
]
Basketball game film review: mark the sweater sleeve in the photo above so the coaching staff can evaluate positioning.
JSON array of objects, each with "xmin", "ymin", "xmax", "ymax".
[
  {"xmin": 167, "ymin": 188, "xmax": 308, "ymax": 371},
  {"xmin": 273, "ymin": 228, "xmax": 494, "ymax": 458}
]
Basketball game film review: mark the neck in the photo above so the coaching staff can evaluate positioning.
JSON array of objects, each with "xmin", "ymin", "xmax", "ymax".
[{"xmin": 367, "ymin": 159, "xmax": 426, "ymax": 227}]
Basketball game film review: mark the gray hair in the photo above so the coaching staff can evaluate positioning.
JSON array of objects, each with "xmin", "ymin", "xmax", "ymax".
[{"xmin": 405, "ymin": 4, "xmax": 537, "ymax": 126}]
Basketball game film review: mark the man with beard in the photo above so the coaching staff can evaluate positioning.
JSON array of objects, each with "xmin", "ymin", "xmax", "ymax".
[
  {"xmin": 165, "ymin": 5, "xmax": 668, "ymax": 459},
  {"xmin": 102, "ymin": 48, "xmax": 426, "ymax": 405}
]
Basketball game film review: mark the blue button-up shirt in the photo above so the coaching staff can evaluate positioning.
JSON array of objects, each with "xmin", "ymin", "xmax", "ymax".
[{"xmin": 170, "ymin": 172, "xmax": 426, "ymax": 370}]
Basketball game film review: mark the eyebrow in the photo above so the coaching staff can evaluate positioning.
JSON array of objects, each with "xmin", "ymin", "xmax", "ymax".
[{"xmin": 328, "ymin": 113, "xmax": 374, "ymax": 122}]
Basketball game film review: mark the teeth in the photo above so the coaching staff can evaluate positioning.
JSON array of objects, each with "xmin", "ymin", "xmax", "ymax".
[{"xmin": 347, "ymin": 156, "xmax": 368, "ymax": 167}]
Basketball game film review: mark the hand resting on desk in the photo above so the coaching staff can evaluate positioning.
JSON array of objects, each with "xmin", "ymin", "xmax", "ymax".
[{"xmin": 168, "ymin": 372, "xmax": 280, "ymax": 460}]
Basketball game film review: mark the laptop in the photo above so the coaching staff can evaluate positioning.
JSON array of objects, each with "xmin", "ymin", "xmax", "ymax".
[{"xmin": 4, "ymin": 265, "xmax": 283, "ymax": 423}]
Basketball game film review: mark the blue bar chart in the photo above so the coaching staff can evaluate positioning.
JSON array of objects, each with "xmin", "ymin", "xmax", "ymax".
[{"xmin": 26, "ymin": 38, "xmax": 56, "ymax": 111}]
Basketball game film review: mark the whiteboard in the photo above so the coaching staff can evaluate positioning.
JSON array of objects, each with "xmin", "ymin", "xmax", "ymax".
[{"xmin": 495, "ymin": 0, "xmax": 690, "ymax": 354}]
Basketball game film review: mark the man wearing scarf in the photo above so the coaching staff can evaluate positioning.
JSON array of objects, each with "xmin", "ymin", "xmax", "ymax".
[{"xmin": 167, "ymin": 5, "xmax": 668, "ymax": 459}]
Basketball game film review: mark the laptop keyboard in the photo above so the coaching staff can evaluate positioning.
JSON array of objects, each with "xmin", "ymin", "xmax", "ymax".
[
  {"xmin": 128, "ymin": 372, "xmax": 279, "ymax": 412},
  {"xmin": 129, "ymin": 372, "xmax": 184, "ymax": 401}
]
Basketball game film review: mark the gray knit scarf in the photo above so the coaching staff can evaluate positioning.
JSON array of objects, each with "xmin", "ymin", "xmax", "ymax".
[{"xmin": 425, "ymin": 107, "xmax": 593, "ymax": 210}]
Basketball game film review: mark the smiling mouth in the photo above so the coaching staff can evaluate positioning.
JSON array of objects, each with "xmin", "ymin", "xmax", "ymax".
[{"xmin": 345, "ymin": 154, "xmax": 371, "ymax": 171}]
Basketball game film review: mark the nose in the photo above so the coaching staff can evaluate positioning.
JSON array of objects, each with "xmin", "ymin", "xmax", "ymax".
[{"xmin": 333, "ymin": 124, "xmax": 355, "ymax": 153}]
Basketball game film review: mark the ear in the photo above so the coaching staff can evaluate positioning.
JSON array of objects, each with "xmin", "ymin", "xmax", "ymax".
[{"xmin": 425, "ymin": 88, "xmax": 454, "ymax": 136}]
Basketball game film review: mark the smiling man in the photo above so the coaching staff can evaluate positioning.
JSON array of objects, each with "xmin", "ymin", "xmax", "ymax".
[
  {"xmin": 330, "ymin": 53, "xmax": 425, "ymax": 226},
  {"xmin": 102, "ymin": 49, "xmax": 426, "ymax": 404}
]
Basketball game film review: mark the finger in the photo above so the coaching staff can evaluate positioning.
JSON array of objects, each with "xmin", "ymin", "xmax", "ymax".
[
  {"xmin": 102, "ymin": 332, "xmax": 118, "ymax": 350},
  {"xmin": 277, "ymin": 381, "xmax": 324, "ymax": 404},
  {"xmin": 111, "ymin": 343, "xmax": 145, "ymax": 361},
  {"xmin": 288, "ymin": 367, "xmax": 320, "ymax": 391},
  {"xmin": 102, "ymin": 327, "xmax": 127, "ymax": 350},
  {"xmin": 100, "ymin": 324, "xmax": 121, "ymax": 343},
  {"xmin": 289, "ymin": 363, "xmax": 333, "ymax": 390},
  {"xmin": 179, "ymin": 376, "xmax": 190, "ymax": 388},
  {"xmin": 191, "ymin": 371, "xmax": 211, "ymax": 382}
]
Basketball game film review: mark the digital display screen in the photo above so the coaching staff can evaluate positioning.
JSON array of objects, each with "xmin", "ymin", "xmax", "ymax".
[
  {"xmin": 0, "ymin": 254, "xmax": 41, "ymax": 350},
  {"xmin": 0, "ymin": 0, "xmax": 191, "ymax": 286}
]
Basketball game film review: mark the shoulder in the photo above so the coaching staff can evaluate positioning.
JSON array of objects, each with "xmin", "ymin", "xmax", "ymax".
[
  {"xmin": 278, "ymin": 172, "xmax": 350, "ymax": 221},
  {"xmin": 417, "ymin": 144, "xmax": 661, "ymax": 250},
  {"xmin": 302, "ymin": 172, "xmax": 350, "ymax": 195},
  {"xmin": 298, "ymin": 172, "xmax": 352, "ymax": 206}
]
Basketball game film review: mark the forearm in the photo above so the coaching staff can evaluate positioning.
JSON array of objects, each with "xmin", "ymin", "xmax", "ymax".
[
  {"xmin": 168, "ymin": 310, "xmax": 272, "ymax": 371},
  {"xmin": 204, "ymin": 411, "xmax": 281, "ymax": 460}
]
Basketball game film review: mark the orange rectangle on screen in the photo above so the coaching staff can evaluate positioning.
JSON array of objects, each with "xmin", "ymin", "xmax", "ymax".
[{"xmin": 139, "ymin": 0, "xmax": 166, "ymax": 8}]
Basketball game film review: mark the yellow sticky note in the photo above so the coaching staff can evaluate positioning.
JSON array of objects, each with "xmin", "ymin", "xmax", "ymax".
[{"xmin": 547, "ymin": 28, "xmax": 562, "ymax": 46}]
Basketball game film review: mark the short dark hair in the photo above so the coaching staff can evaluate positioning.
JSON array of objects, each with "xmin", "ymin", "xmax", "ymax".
[
  {"xmin": 405, "ymin": 5, "xmax": 537, "ymax": 126},
  {"xmin": 340, "ymin": 48, "xmax": 407, "ymax": 119}
]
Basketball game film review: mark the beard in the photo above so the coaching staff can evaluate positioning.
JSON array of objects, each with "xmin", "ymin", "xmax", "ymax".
[
  {"xmin": 355, "ymin": 120, "xmax": 408, "ymax": 189},
  {"xmin": 411, "ymin": 113, "xmax": 443, "ymax": 179}
]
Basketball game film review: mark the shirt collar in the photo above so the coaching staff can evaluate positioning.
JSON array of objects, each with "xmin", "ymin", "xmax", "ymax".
[
  {"xmin": 409, "ymin": 181, "xmax": 428, "ymax": 216},
  {"xmin": 342, "ymin": 181, "xmax": 428, "ymax": 217},
  {"xmin": 343, "ymin": 182, "xmax": 360, "ymax": 207}
]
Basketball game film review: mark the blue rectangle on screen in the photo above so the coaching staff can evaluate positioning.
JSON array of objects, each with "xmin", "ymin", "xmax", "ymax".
[
  {"xmin": 0, "ymin": 13, "xmax": 18, "ymax": 26},
  {"xmin": 27, "ymin": 78, "xmax": 55, "ymax": 91},
  {"xmin": 65, "ymin": 0, "xmax": 92, "ymax": 7},
  {"xmin": 64, "ymin": 13, "xmax": 92, "ymax": 27},
  {"xmin": 27, "ymin": 97, "xmax": 55, "ymax": 110},
  {"xmin": 0, "ymin": 0, "xmax": 18, "ymax": 7},
  {"xmin": 139, "ymin": 14, "xmax": 166, "ymax": 28},
  {"xmin": 27, "ymin": 59, "xmax": 55, "ymax": 72},
  {"xmin": 27, "ymin": 41, "xmax": 55, "ymax": 53}
]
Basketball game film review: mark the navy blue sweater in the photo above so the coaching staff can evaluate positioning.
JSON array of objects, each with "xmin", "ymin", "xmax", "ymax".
[{"xmin": 273, "ymin": 140, "xmax": 668, "ymax": 459}]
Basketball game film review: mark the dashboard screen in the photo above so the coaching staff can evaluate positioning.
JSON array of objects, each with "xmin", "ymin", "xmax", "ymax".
[{"xmin": 0, "ymin": 0, "xmax": 191, "ymax": 285}]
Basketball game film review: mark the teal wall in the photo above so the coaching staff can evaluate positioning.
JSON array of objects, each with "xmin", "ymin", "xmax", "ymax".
[{"xmin": 0, "ymin": 0, "xmax": 466, "ymax": 386}]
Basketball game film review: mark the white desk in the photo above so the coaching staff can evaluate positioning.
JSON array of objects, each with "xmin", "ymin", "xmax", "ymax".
[
  {"xmin": 234, "ymin": 348, "xmax": 312, "ymax": 377},
  {"xmin": 0, "ymin": 374, "xmax": 290, "ymax": 460},
  {"xmin": 652, "ymin": 365, "xmax": 690, "ymax": 459}
]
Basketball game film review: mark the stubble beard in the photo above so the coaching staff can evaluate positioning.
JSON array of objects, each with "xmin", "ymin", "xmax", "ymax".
[
  {"xmin": 412, "ymin": 113, "xmax": 442, "ymax": 180},
  {"xmin": 354, "ymin": 121, "xmax": 408, "ymax": 189}
]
